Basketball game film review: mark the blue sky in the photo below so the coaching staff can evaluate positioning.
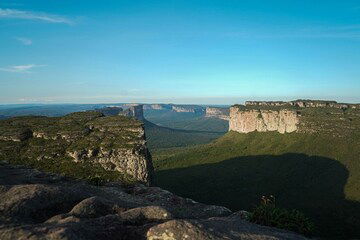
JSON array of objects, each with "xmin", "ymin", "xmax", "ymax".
[{"xmin": 0, "ymin": 0, "xmax": 359, "ymax": 104}]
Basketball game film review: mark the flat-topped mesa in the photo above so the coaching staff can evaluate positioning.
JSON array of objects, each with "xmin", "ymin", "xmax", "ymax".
[
  {"xmin": 229, "ymin": 106, "xmax": 299, "ymax": 134},
  {"xmin": 0, "ymin": 111, "xmax": 153, "ymax": 184},
  {"xmin": 171, "ymin": 105, "xmax": 205, "ymax": 113},
  {"xmin": 119, "ymin": 104, "xmax": 144, "ymax": 121},
  {"xmin": 205, "ymin": 107, "xmax": 230, "ymax": 120},
  {"xmin": 95, "ymin": 106, "xmax": 123, "ymax": 116},
  {"xmin": 246, "ymin": 100, "xmax": 359, "ymax": 109},
  {"xmin": 245, "ymin": 101, "xmax": 288, "ymax": 107},
  {"xmin": 143, "ymin": 104, "xmax": 172, "ymax": 110}
]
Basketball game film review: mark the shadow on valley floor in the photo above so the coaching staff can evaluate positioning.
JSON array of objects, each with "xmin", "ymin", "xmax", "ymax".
[{"xmin": 154, "ymin": 153, "xmax": 360, "ymax": 239}]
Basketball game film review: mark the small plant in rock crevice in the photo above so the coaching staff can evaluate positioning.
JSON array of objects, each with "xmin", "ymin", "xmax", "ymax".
[{"xmin": 248, "ymin": 195, "xmax": 315, "ymax": 236}]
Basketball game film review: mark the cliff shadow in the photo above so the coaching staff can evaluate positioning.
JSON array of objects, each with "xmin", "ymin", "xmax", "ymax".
[{"xmin": 154, "ymin": 153, "xmax": 360, "ymax": 239}]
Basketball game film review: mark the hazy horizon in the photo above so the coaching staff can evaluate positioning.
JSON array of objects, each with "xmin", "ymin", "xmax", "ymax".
[
  {"xmin": 1, "ymin": 0, "xmax": 359, "ymax": 104},
  {"xmin": 0, "ymin": 96, "xmax": 360, "ymax": 106}
]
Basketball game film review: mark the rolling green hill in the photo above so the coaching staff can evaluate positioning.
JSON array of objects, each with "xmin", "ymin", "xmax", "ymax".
[{"xmin": 153, "ymin": 131, "xmax": 360, "ymax": 239}]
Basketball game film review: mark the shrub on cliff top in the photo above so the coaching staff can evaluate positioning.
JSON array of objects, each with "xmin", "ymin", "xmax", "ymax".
[{"xmin": 248, "ymin": 195, "xmax": 315, "ymax": 236}]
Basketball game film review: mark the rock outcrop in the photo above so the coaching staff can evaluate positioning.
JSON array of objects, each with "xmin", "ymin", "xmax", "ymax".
[
  {"xmin": 245, "ymin": 100, "xmax": 359, "ymax": 109},
  {"xmin": 231, "ymin": 99, "xmax": 360, "ymax": 134},
  {"xmin": 0, "ymin": 162, "xmax": 308, "ymax": 240},
  {"xmin": 0, "ymin": 111, "xmax": 153, "ymax": 183},
  {"xmin": 143, "ymin": 104, "xmax": 172, "ymax": 110},
  {"xmin": 119, "ymin": 104, "xmax": 145, "ymax": 120},
  {"xmin": 229, "ymin": 107, "xmax": 299, "ymax": 134},
  {"xmin": 95, "ymin": 106, "xmax": 123, "ymax": 116},
  {"xmin": 205, "ymin": 107, "xmax": 230, "ymax": 120},
  {"xmin": 171, "ymin": 105, "xmax": 205, "ymax": 113}
]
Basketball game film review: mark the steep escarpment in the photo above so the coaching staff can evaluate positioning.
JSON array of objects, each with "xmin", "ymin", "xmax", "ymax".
[
  {"xmin": 0, "ymin": 111, "xmax": 153, "ymax": 184},
  {"xmin": 119, "ymin": 104, "xmax": 145, "ymax": 120},
  {"xmin": 0, "ymin": 162, "xmax": 308, "ymax": 240},
  {"xmin": 143, "ymin": 104, "xmax": 172, "ymax": 110},
  {"xmin": 229, "ymin": 107, "xmax": 299, "ymax": 133},
  {"xmin": 95, "ymin": 104, "xmax": 145, "ymax": 120},
  {"xmin": 205, "ymin": 107, "xmax": 230, "ymax": 120},
  {"xmin": 171, "ymin": 104, "xmax": 205, "ymax": 113},
  {"xmin": 245, "ymin": 99, "xmax": 359, "ymax": 109},
  {"xmin": 230, "ymin": 100, "xmax": 360, "ymax": 135}
]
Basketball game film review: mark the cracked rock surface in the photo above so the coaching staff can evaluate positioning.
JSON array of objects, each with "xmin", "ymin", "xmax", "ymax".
[{"xmin": 0, "ymin": 163, "xmax": 307, "ymax": 240}]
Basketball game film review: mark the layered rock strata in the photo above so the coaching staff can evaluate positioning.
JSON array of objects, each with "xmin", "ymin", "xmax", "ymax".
[
  {"xmin": 205, "ymin": 107, "xmax": 230, "ymax": 120},
  {"xmin": 171, "ymin": 105, "xmax": 205, "ymax": 113},
  {"xmin": 0, "ymin": 111, "xmax": 153, "ymax": 183},
  {"xmin": 229, "ymin": 107, "xmax": 299, "ymax": 134},
  {"xmin": 143, "ymin": 104, "xmax": 172, "ymax": 110},
  {"xmin": 119, "ymin": 104, "xmax": 145, "ymax": 120}
]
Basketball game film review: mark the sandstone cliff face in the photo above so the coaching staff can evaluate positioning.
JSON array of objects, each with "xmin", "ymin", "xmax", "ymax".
[
  {"xmin": 143, "ymin": 104, "xmax": 172, "ymax": 110},
  {"xmin": 0, "ymin": 111, "xmax": 153, "ymax": 184},
  {"xmin": 171, "ymin": 105, "xmax": 204, "ymax": 113},
  {"xmin": 119, "ymin": 104, "xmax": 144, "ymax": 120},
  {"xmin": 229, "ymin": 107, "xmax": 299, "ymax": 134},
  {"xmin": 205, "ymin": 107, "xmax": 230, "ymax": 120}
]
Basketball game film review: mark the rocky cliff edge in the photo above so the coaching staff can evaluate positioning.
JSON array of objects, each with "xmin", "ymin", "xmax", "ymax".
[
  {"xmin": 229, "ymin": 107, "xmax": 299, "ymax": 134},
  {"xmin": 0, "ymin": 111, "xmax": 153, "ymax": 184},
  {"xmin": 0, "ymin": 162, "xmax": 308, "ymax": 240}
]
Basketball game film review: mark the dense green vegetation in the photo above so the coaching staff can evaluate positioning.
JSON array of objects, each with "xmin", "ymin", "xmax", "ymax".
[
  {"xmin": 153, "ymin": 131, "xmax": 360, "ymax": 239},
  {"xmin": 248, "ymin": 196, "xmax": 315, "ymax": 236},
  {"xmin": 2, "ymin": 104, "xmax": 360, "ymax": 238},
  {"xmin": 0, "ymin": 112, "xmax": 142, "ymax": 185}
]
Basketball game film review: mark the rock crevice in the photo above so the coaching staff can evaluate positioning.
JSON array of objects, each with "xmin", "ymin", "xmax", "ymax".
[{"xmin": 0, "ymin": 163, "xmax": 308, "ymax": 240}]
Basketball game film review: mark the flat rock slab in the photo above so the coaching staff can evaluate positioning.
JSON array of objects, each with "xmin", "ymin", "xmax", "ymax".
[{"xmin": 0, "ymin": 163, "xmax": 308, "ymax": 240}]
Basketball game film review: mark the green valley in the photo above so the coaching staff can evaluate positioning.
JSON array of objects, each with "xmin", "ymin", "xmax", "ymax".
[{"xmin": 153, "ymin": 131, "xmax": 360, "ymax": 239}]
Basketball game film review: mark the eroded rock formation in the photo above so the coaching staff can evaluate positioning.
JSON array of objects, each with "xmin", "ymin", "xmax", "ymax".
[
  {"xmin": 171, "ymin": 105, "xmax": 205, "ymax": 113},
  {"xmin": 0, "ymin": 163, "xmax": 308, "ymax": 240},
  {"xmin": 143, "ymin": 104, "xmax": 172, "ymax": 110},
  {"xmin": 119, "ymin": 104, "xmax": 145, "ymax": 120},
  {"xmin": 229, "ymin": 107, "xmax": 299, "ymax": 134},
  {"xmin": 205, "ymin": 107, "xmax": 230, "ymax": 120},
  {"xmin": 0, "ymin": 111, "xmax": 153, "ymax": 183}
]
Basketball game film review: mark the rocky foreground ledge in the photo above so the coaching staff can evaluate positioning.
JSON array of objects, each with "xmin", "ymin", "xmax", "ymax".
[{"xmin": 0, "ymin": 163, "xmax": 307, "ymax": 240}]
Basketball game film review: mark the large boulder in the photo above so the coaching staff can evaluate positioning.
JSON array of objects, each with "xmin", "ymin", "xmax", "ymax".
[
  {"xmin": 0, "ymin": 163, "xmax": 308, "ymax": 240},
  {"xmin": 146, "ymin": 215, "xmax": 308, "ymax": 240}
]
